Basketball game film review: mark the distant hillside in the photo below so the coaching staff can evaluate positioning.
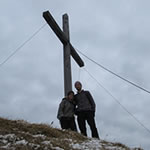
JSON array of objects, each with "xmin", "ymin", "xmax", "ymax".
[{"xmin": 0, "ymin": 117, "xmax": 143, "ymax": 150}]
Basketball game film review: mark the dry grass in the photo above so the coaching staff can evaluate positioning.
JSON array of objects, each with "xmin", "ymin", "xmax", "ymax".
[
  {"xmin": 0, "ymin": 117, "xmax": 143, "ymax": 150},
  {"xmin": 0, "ymin": 117, "xmax": 86, "ymax": 150}
]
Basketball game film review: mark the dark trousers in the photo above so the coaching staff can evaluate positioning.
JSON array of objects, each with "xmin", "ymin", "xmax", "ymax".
[
  {"xmin": 77, "ymin": 111, "xmax": 99, "ymax": 138},
  {"xmin": 60, "ymin": 117, "xmax": 77, "ymax": 131}
]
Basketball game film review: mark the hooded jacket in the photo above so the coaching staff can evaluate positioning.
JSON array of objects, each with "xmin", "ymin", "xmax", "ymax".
[{"xmin": 57, "ymin": 98, "xmax": 75, "ymax": 120}]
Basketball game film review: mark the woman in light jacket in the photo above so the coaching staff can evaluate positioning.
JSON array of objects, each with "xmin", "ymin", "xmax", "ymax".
[{"xmin": 57, "ymin": 91, "xmax": 77, "ymax": 131}]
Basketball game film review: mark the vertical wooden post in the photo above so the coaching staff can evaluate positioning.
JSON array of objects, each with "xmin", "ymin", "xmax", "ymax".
[
  {"xmin": 63, "ymin": 14, "xmax": 72, "ymax": 96},
  {"xmin": 43, "ymin": 11, "xmax": 84, "ymax": 97}
]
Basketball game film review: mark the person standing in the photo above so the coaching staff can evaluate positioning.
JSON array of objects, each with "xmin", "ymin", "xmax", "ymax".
[
  {"xmin": 57, "ymin": 91, "xmax": 77, "ymax": 131},
  {"xmin": 74, "ymin": 81, "xmax": 99, "ymax": 138}
]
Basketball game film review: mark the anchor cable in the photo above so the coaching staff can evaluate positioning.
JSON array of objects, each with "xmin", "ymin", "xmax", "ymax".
[
  {"xmin": 0, "ymin": 23, "xmax": 46, "ymax": 68},
  {"xmin": 76, "ymin": 49, "xmax": 150, "ymax": 94},
  {"xmin": 83, "ymin": 68, "xmax": 150, "ymax": 135}
]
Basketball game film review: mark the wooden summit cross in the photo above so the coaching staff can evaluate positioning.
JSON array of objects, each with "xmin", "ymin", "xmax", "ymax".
[{"xmin": 43, "ymin": 11, "xmax": 84, "ymax": 96}]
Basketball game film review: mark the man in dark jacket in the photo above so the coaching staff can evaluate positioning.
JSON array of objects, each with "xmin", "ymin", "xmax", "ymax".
[
  {"xmin": 74, "ymin": 81, "xmax": 99, "ymax": 138},
  {"xmin": 57, "ymin": 91, "xmax": 77, "ymax": 131}
]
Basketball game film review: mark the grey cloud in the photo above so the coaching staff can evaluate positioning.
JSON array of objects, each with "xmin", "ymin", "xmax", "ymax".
[{"xmin": 0, "ymin": 0, "xmax": 150, "ymax": 149}]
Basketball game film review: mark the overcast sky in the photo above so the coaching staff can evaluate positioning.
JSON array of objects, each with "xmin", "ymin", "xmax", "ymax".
[{"xmin": 0, "ymin": 0, "xmax": 150, "ymax": 149}]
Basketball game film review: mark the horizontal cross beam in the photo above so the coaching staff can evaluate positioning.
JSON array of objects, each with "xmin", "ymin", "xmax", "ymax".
[
  {"xmin": 43, "ymin": 11, "xmax": 84, "ymax": 67},
  {"xmin": 43, "ymin": 11, "xmax": 68, "ymax": 45}
]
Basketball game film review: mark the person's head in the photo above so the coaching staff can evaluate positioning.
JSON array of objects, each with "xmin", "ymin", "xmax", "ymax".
[
  {"xmin": 74, "ymin": 81, "xmax": 82, "ymax": 91},
  {"xmin": 67, "ymin": 91, "xmax": 74, "ymax": 100}
]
